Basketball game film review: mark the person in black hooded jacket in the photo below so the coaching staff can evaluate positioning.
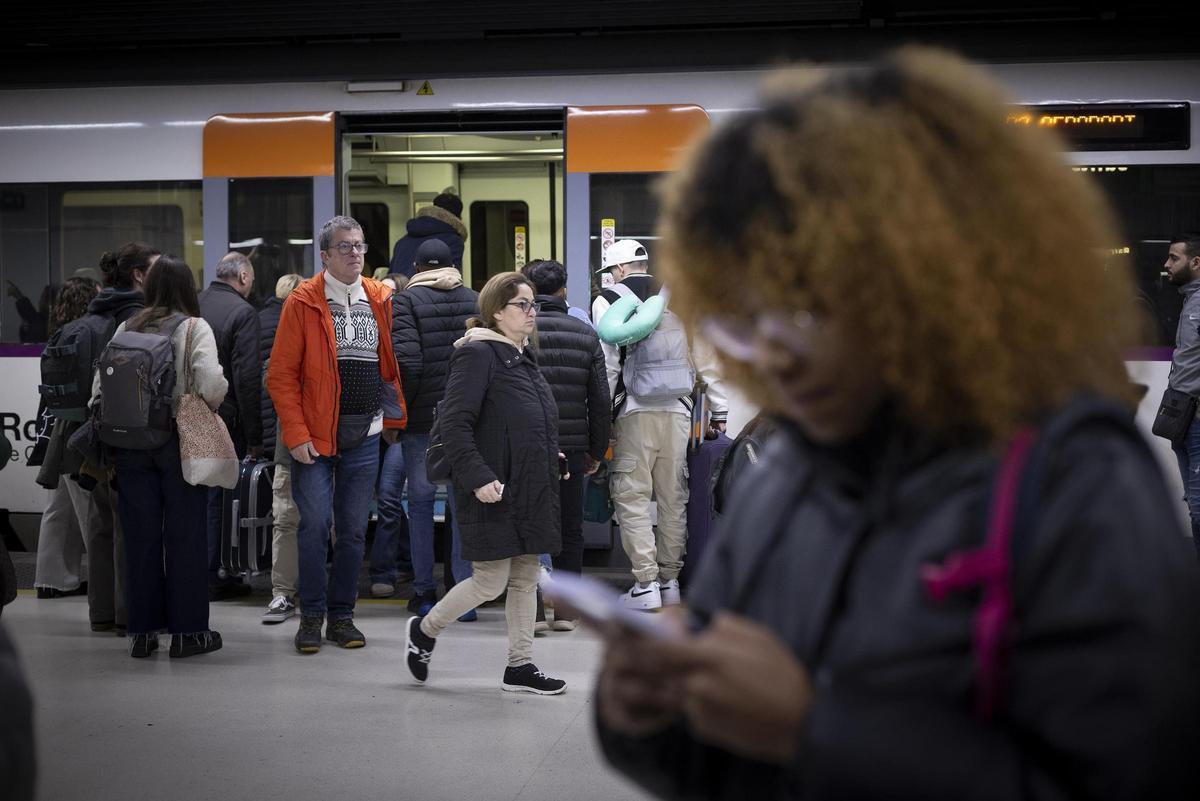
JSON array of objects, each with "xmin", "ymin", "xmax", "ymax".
[
  {"xmin": 389, "ymin": 192, "xmax": 468, "ymax": 279},
  {"xmin": 594, "ymin": 49, "xmax": 1200, "ymax": 801}
]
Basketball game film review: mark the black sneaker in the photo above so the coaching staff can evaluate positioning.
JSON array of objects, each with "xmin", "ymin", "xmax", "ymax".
[
  {"xmin": 406, "ymin": 591, "xmax": 437, "ymax": 615},
  {"xmin": 295, "ymin": 615, "xmax": 323, "ymax": 654},
  {"xmin": 128, "ymin": 633, "xmax": 158, "ymax": 658},
  {"xmin": 326, "ymin": 618, "xmax": 366, "ymax": 649},
  {"xmin": 404, "ymin": 616, "xmax": 436, "ymax": 684},
  {"xmin": 170, "ymin": 631, "xmax": 223, "ymax": 658},
  {"xmin": 502, "ymin": 663, "xmax": 566, "ymax": 695}
]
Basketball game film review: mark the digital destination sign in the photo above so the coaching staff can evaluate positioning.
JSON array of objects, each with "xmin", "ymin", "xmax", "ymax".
[{"xmin": 1006, "ymin": 103, "xmax": 1189, "ymax": 151}]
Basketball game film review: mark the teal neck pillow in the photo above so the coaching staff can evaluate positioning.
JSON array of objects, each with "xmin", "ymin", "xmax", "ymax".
[{"xmin": 597, "ymin": 286, "xmax": 668, "ymax": 347}]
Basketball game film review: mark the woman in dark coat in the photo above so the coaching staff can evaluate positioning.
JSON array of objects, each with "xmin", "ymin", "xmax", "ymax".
[{"xmin": 404, "ymin": 271, "xmax": 568, "ymax": 695}]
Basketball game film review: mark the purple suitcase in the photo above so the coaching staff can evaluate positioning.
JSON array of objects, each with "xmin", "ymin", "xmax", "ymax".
[{"xmin": 680, "ymin": 433, "xmax": 732, "ymax": 587}]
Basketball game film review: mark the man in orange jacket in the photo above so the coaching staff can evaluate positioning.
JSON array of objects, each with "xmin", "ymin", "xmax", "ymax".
[{"xmin": 267, "ymin": 215, "xmax": 407, "ymax": 654}]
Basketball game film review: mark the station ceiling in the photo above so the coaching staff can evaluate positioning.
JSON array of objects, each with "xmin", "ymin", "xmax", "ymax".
[{"xmin": 5, "ymin": 1, "xmax": 1198, "ymax": 88}]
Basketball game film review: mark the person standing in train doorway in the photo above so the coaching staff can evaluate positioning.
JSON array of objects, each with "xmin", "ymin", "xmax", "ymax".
[
  {"xmin": 267, "ymin": 216, "xmax": 408, "ymax": 654},
  {"xmin": 1165, "ymin": 232, "xmax": 1200, "ymax": 558},
  {"xmin": 389, "ymin": 192, "xmax": 468, "ymax": 280},
  {"xmin": 199, "ymin": 251, "xmax": 263, "ymax": 601}
]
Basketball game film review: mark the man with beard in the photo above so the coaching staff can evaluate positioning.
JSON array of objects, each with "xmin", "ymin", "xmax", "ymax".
[{"xmin": 1165, "ymin": 232, "xmax": 1200, "ymax": 557}]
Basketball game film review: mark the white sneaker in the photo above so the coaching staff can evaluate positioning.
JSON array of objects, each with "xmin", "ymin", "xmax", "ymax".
[
  {"xmin": 659, "ymin": 578, "xmax": 682, "ymax": 606},
  {"xmin": 619, "ymin": 581, "xmax": 662, "ymax": 611},
  {"xmin": 370, "ymin": 582, "xmax": 395, "ymax": 598},
  {"xmin": 262, "ymin": 595, "xmax": 296, "ymax": 625}
]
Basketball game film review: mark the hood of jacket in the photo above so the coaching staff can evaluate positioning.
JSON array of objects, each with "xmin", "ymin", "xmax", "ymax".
[
  {"xmin": 408, "ymin": 266, "xmax": 464, "ymax": 291},
  {"xmin": 408, "ymin": 205, "xmax": 468, "ymax": 240},
  {"xmin": 454, "ymin": 326, "xmax": 524, "ymax": 351},
  {"xmin": 86, "ymin": 287, "xmax": 144, "ymax": 320}
]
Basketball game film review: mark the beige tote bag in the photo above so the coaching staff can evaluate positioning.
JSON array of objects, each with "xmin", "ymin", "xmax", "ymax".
[{"xmin": 177, "ymin": 319, "xmax": 239, "ymax": 489}]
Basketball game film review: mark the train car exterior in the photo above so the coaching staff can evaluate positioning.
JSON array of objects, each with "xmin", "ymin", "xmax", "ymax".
[{"xmin": 0, "ymin": 60, "xmax": 1197, "ymax": 535}]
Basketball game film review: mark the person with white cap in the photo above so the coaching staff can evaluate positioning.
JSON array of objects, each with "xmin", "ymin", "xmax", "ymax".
[{"xmin": 592, "ymin": 240, "xmax": 727, "ymax": 611}]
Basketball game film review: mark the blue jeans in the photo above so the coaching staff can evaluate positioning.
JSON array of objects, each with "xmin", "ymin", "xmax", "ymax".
[
  {"xmin": 370, "ymin": 441, "xmax": 412, "ymax": 583},
  {"xmin": 292, "ymin": 434, "xmax": 381, "ymax": 620},
  {"xmin": 114, "ymin": 432, "xmax": 209, "ymax": 635},
  {"xmin": 1172, "ymin": 417, "xmax": 1200, "ymax": 558},
  {"xmin": 401, "ymin": 431, "xmax": 471, "ymax": 595}
]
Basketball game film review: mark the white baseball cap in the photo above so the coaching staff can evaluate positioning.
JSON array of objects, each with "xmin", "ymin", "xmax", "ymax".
[{"xmin": 598, "ymin": 239, "xmax": 648, "ymax": 273}]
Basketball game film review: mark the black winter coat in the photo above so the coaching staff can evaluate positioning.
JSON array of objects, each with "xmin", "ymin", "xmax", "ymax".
[
  {"xmin": 441, "ymin": 339, "xmax": 561, "ymax": 562},
  {"xmin": 391, "ymin": 280, "xmax": 478, "ymax": 433},
  {"xmin": 257, "ymin": 296, "xmax": 285, "ymax": 458},
  {"xmin": 598, "ymin": 403, "xmax": 1200, "ymax": 800},
  {"xmin": 530, "ymin": 294, "xmax": 610, "ymax": 458},
  {"xmin": 199, "ymin": 282, "xmax": 262, "ymax": 451},
  {"xmin": 389, "ymin": 207, "xmax": 467, "ymax": 278}
]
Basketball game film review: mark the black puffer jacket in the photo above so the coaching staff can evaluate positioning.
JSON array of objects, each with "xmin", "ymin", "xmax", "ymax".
[
  {"xmin": 598, "ymin": 401, "xmax": 1200, "ymax": 800},
  {"xmin": 199, "ymin": 281, "xmax": 262, "ymax": 451},
  {"xmin": 530, "ymin": 294, "xmax": 610, "ymax": 458},
  {"xmin": 257, "ymin": 296, "xmax": 285, "ymax": 458},
  {"xmin": 441, "ymin": 333, "xmax": 560, "ymax": 562},
  {"xmin": 391, "ymin": 269, "xmax": 478, "ymax": 433}
]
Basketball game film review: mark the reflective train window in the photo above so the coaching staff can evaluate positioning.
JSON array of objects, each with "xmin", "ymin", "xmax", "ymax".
[
  {"xmin": 0, "ymin": 181, "xmax": 201, "ymax": 344},
  {"xmin": 588, "ymin": 173, "xmax": 663, "ymax": 296},
  {"xmin": 1084, "ymin": 165, "xmax": 1200, "ymax": 347},
  {"xmin": 228, "ymin": 177, "xmax": 313, "ymax": 307}
]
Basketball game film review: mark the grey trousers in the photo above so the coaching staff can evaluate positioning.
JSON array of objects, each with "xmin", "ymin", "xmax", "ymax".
[{"xmin": 34, "ymin": 480, "xmax": 86, "ymax": 592}]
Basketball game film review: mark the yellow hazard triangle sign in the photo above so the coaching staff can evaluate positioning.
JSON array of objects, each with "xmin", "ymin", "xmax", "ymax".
[{"xmin": 416, "ymin": 81, "xmax": 435, "ymax": 96}]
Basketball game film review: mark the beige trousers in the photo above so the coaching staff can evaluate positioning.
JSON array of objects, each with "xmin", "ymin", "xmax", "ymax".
[
  {"xmin": 420, "ymin": 553, "xmax": 540, "ymax": 667},
  {"xmin": 610, "ymin": 411, "xmax": 690, "ymax": 584},
  {"xmin": 271, "ymin": 463, "xmax": 300, "ymax": 599}
]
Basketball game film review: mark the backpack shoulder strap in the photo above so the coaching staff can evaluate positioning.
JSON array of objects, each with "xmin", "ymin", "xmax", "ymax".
[{"xmin": 608, "ymin": 282, "xmax": 634, "ymax": 300}]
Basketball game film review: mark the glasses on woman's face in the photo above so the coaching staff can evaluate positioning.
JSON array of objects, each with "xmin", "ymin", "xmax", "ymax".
[
  {"xmin": 701, "ymin": 310, "xmax": 824, "ymax": 363},
  {"xmin": 332, "ymin": 241, "xmax": 369, "ymax": 256},
  {"xmin": 505, "ymin": 299, "xmax": 537, "ymax": 315}
]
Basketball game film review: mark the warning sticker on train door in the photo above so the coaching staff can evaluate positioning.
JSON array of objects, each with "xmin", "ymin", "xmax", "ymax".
[
  {"xmin": 514, "ymin": 226, "xmax": 527, "ymax": 268},
  {"xmin": 417, "ymin": 81, "xmax": 435, "ymax": 96}
]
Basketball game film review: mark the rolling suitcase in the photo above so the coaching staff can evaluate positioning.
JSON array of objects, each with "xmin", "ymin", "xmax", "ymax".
[
  {"xmin": 680, "ymin": 432, "xmax": 732, "ymax": 587},
  {"xmin": 219, "ymin": 458, "xmax": 274, "ymax": 577}
]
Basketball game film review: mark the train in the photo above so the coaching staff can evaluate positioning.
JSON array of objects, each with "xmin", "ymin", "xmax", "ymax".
[{"xmin": 1, "ymin": 58, "xmax": 1198, "ymax": 540}]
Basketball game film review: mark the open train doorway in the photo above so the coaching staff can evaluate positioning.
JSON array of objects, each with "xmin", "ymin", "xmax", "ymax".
[{"xmin": 337, "ymin": 111, "xmax": 564, "ymax": 291}]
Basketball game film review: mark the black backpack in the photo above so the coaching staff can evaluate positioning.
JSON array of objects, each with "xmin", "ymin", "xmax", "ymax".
[
  {"xmin": 713, "ymin": 414, "xmax": 779, "ymax": 516},
  {"xmin": 97, "ymin": 313, "xmax": 186, "ymax": 450},
  {"xmin": 38, "ymin": 313, "xmax": 117, "ymax": 422}
]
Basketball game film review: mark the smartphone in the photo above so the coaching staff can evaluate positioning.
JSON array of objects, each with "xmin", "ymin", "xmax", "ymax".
[
  {"xmin": 558, "ymin": 455, "xmax": 569, "ymax": 478},
  {"xmin": 538, "ymin": 571, "xmax": 684, "ymax": 641}
]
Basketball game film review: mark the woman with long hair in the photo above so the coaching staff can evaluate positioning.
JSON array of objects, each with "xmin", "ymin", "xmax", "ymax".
[
  {"xmin": 595, "ymin": 49, "xmax": 1200, "ymax": 799},
  {"xmin": 96, "ymin": 255, "xmax": 227, "ymax": 658},
  {"xmin": 32, "ymin": 276, "xmax": 100, "ymax": 600},
  {"xmin": 404, "ymin": 271, "xmax": 568, "ymax": 694}
]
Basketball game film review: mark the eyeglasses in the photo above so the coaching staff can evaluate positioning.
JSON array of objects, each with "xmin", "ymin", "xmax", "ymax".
[
  {"xmin": 331, "ymin": 241, "xmax": 369, "ymax": 256},
  {"xmin": 701, "ymin": 310, "xmax": 824, "ymax": 363},
  {"xmin": 505, "ymin": 300, "xmax": 537, "ymax": 315}
]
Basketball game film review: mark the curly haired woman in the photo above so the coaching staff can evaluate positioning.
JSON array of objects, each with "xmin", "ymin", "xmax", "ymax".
[{"xmin": 595, "ymin": 48, "xmax": 1200, "ymax": 800}]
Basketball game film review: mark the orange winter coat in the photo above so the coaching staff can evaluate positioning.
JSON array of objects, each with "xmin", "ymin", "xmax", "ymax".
[{"xmin": 267, "ymin": 272, "xmax": 406, "ymax": 456}]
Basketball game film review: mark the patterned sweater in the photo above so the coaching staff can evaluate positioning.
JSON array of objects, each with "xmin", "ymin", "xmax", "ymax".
[{"xmin": 323, "ymin": 271, "xmax": 383, "ymax": 436}]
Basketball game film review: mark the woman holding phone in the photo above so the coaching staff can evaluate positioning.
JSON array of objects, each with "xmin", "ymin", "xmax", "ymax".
[
  {"xmin": 594, "ymin": 49, "xmax": 1200, "ymax": 799},
  {"xmin": 403, "ymin": 271, "xmax": 569, "ymax": 695}
]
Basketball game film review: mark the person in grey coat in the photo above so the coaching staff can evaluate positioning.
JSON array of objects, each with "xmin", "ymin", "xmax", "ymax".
[
  {"xmin": 1164, "ymin": 232, "xmax": 1200, "ymax": 556},
  {"xmin": 403, "ymin": 272, "xmax": 569, "ymax": 695},
  {"xmin": 594, "ymin": 50, "xmax": 1200, "ymax": 800}
]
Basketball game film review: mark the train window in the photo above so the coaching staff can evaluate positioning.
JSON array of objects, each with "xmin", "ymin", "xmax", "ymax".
[
  {"xmin": 588, "ymin": 173, "xmax": 663, "ymax": 293},
  {"xmin": 468, "ymin": 200, "xmax": 529, "ymax": 292},
  {"xmin": 1084, "ymin": 165, "xmax": 1200, "ymax": 347},
  {"xmin": 0, "ymin": 181, "xmax": 200, "ymax": 344},
  {"xmin": 228, "ymin": 178, "xmax": 313, "ymax": 307},
  {"xmin": 349, "ymin": 202, "xmax": 390, "ymax": 275}
]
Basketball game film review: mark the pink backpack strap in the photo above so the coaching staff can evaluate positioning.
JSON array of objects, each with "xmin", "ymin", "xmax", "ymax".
[{"xmin": 920, "ymin": 427, "xmax": 1038, "ymax": 720}]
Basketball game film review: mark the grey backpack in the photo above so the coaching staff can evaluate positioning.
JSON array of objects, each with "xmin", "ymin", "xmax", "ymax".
[
  {"xmin": 97, "ymin": 313, "xmax": 187, "ymax": 450},
  {"xmin": 610, "ymin": 283, "xmax": 695, "ymax": 403}
]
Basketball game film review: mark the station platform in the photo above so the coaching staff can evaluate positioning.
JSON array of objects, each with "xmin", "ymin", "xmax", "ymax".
[{"xmin": 2, "ymin": 588, "xmax": 650, "ymax": 801}]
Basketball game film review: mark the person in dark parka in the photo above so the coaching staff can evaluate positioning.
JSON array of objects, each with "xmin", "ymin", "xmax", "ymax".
[
  {"xmin": 594, "ymin": 50, "xmax": 1200, "ymax": 800},
  {"xmin": 389, "ymin": 192, "xmax": 468, "ymax": 279},
  {"xmin": 523, "ymin": 259, "xmax": 610, "ymax": 598},
  {"xmin": 199, "ymin": 251, "xmax": 262, "ymax": 599},
  {"xmin": 402, "ymin": 272, "xmax": 569, "ymax": 695}
]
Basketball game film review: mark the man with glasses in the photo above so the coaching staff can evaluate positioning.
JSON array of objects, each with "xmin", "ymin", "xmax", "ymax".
[
  {"xmin": 267, "ymin": 216, "xmax": 408, "ymax": 654},
  {"xmin": 390, "ymin": 238, "xmax": 479, "ymax": 615},
  {"xmin": 592, "ymin": 240, "xmax": 727, "ymax": 611}
]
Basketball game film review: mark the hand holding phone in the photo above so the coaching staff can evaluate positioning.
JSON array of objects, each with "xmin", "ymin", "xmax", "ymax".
[{"xmin": 558, "ymin": 452, "xmax": 570, "ymax": 480}]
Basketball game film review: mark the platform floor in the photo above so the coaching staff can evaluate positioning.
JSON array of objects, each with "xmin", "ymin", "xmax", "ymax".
[{"xmin": 2, "ymin": 590, "xmax": 651, "ymax": 801}]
